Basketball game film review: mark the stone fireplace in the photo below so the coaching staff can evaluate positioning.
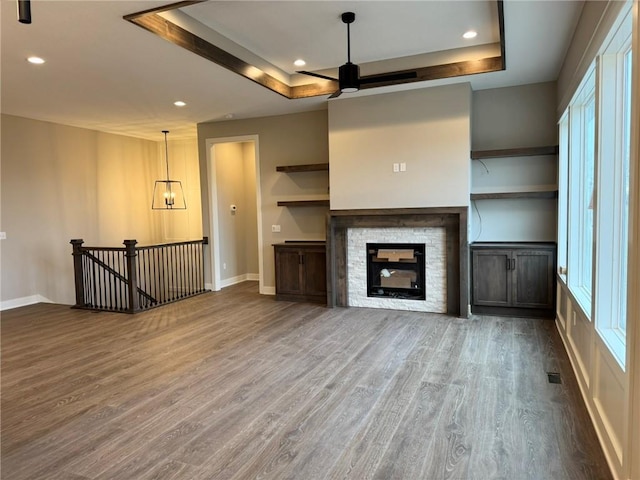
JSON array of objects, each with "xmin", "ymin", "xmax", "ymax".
[
  {"xmin": 326, "ymin": 207, "xmax": 468, "ymax": 317},
  {"xmin": 349, "ymin": 231, "xmax": 445, "ymax": 312}
]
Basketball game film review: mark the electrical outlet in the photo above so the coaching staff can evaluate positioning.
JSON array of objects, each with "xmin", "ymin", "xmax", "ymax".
[
  {"xmin": 223, "ymin": 263, "xmax": 227, "ymax": 270},
  {"xmin": 400, "ymin": 162, "xmax": 406, "ymax": 172},
  {"xmin": 0, "ymin": 232, "xmax": 6, "ymax": 240}
]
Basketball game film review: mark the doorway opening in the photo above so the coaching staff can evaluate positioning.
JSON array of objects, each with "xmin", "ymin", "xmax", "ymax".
[{"xmin": 206, "ymin": 136, "xmax": 263, "ymax": 293}]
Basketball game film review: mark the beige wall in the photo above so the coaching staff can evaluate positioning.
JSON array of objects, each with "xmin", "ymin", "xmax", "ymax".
[
  {"xmin": 328, "ymin": 83, "xmax": 471, "ymax": 210},
  {"xmin": 198, "ymin": 110, "xmax": 329, "ymax": 292},
  {"xmin": 557, "ymin": 0, "xmax": 625, "ymax": 116},
  {"xmin": 213, "ymin": 142, "xmax": 258, "ymax": 282},
  {"xmin": 471, "ymin": 82, "xmax": 558, "ymax": 242},
  {"xmin": 158, "ymin": 138, "xmax": 203, "ymax": 242},
  {"xmin": 0, "ymin": 114, "xmax": 201, "ymax": 307},
  {"xmin": 243, "ymin": 142, "xmax": 259, "ymax": 275}
]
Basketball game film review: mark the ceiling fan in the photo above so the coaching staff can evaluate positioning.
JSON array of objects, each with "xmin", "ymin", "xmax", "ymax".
[{"xmin": 298, "ymin": 12, "xmax": 418, "ymax": 99}]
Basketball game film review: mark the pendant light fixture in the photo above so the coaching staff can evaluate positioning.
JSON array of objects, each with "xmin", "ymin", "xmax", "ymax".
[{"xmin": 152, "ymin": 130, "xmax": 186, "ymax": 210}]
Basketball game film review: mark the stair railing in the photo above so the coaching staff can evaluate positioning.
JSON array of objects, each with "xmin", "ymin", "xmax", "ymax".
[{"xmin": 70, "ymin": 237, "xmax": 208, "ymax": 313}]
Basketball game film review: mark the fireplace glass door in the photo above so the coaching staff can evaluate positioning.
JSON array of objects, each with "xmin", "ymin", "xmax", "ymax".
[{"xmin": 366, "ymin": 243, "xmax": 426, "ymax": 300}]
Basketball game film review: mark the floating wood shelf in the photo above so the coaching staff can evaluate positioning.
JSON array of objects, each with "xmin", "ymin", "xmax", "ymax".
[
  {"xmin": 276, "ymin": 163, "xmax": 329, "ymax": 173},
  {"xmin": 471, "ymin": 190, "xmax": 558, "ymax": 200},
  {"xmin": 471, "ymin": 145, "xmax": 559, "ymax": 160},
  {"xmin": 277, "ymin": 199, "xmax": 330, "ymax": 207}
]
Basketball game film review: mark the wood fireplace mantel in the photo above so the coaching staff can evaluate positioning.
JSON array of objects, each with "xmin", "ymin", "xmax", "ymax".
[{"xmin": 325, "ymin": 207, "xmax": 469, "ymax": 317}]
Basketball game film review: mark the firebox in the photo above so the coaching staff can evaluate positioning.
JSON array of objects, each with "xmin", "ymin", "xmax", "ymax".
[{"xmin": 366, "ymin": 243, "xmax": 426, "ymax": 300}]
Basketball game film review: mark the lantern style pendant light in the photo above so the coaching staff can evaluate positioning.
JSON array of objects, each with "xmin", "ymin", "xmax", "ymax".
[{"xmin": 152, "ymin": 130, "xmax": 186, "ymax": 210}]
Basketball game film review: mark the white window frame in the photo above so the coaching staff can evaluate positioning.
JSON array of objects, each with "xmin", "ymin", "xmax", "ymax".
[
  {"xmin": 557, "ymin": 111, "xmax": 569, "ymax": 284},
  {"xmin": 593, "ymin": 6, "xmax": 633, "ymax": 368},
  {"xmin": 567, "ymin": 65, "xmax": 596, "ymax": 317}
]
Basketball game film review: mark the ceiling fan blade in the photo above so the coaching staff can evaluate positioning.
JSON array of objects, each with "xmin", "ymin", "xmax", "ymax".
[
  {"xmin": 328, "ymin": 90, "xmax": 342, "ymax": 99},
  {"xmin": 359, "ymin": 71, "xmax": 417, "ymax": 85},
  {"xmin": 297, "ymin": 71, "xmax": 338, "ymax": 82}
]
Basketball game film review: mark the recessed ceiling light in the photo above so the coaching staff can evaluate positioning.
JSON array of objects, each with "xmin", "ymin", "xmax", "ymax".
[
  {"xmin": 27, "ymin": 56, "xmax": 45, "ymax": 64},
  {"xmin": 294, "ymin": 59, "xmax": 306, "ymax": 67},
  {"xmin": 463, "ymin": 30, "xmax": 478, "ymax": 39},
  {"xmin": 174, "ymin": 100, "xmax": 186, "ymax": 107}
]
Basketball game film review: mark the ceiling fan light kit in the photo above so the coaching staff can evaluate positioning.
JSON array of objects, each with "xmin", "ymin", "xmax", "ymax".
[{"xmin": 298, "ymin": 11, "xmax": 417, "ymax": 99}]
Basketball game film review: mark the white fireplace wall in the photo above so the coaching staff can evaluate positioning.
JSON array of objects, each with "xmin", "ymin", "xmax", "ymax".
[{"xmin": 347, "ymin": 227, "xmax": 447, "ymax": 313}]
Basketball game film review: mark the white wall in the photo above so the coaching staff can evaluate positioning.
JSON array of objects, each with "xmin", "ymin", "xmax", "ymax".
[{"xmin": 329, "ymin": 84, "xmax": 471, "ymax": 210}]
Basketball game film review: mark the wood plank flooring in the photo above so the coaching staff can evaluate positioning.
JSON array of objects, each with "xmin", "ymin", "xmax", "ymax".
[{"xmin": 1, "ymin": 282, "xmax": 611, "ymax": 479}]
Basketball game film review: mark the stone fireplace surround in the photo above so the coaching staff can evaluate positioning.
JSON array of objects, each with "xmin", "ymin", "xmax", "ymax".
[
  {"xmin": 349, "ymin": 229, "xmax": 444, "ymax": 312},
  {"xmin": 326, "ymin": 207, "xmax": 469, "ymax": 317}
]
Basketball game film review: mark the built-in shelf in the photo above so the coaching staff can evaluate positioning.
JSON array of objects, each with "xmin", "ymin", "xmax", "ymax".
[
  {"xmin": 277, "ymin": 199, "xmax": 330, "ymax": 207},
  {"xmin": 471, "ymin": 189, "xmax": 558, "ymax": 200},
  {"xmin": 276, "ymin": 163, "xmax": 329, "ymax": 173},
  {"xmin": 471, "ymin": 145, "xmax": 559, "ymax": 160},
  {"xmin": 276, "ymin": 163, "xmax": 330, "ymax": 209}
]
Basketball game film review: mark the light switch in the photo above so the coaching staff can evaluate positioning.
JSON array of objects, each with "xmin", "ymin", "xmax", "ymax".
[
  {"xmin": 0, "ymin": 232, "xmax": 5, "ymax": 240},
  {"xmin": 400, "ymin": 162, "xmax": 406, "ymax": 172},
  {"xmin": 272, "ymin": 225, "xmax": 281, "ymax": 233},
  {"xmin": 393, "ymin": 163, "xmax": 399, "ymax": 173}
]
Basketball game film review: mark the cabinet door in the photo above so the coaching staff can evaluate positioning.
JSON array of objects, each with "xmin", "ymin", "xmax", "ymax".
[
  {"xmin": 512, "ymin": 249, "xmax": 555, "ymax": 309},
  {"xmin": 302, "ymin": 248, "xmax": 327, "ymax": 297},
  {"xmin": 275, "ymin": 248, "xmax": 303, "ymax": 295},
  {"xmin": 472, "ymin": 249, "xmax": 511, "ymax": 306}
]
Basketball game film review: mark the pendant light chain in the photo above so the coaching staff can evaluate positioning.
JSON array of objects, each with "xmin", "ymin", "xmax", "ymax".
[{"xmin": 163, "ymin": 130, "xmax": 171, "ymax": 181}]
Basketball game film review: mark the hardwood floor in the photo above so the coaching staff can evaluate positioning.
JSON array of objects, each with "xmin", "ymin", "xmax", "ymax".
[{"xmin": 1, "ymin": 282, "xmax": 611, "ymax": 479}]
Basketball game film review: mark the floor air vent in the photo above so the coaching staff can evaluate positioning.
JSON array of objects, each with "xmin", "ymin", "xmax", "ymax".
[{"xmin": 547, "ymin": 372, "xmax": 562, "ymax": 384}]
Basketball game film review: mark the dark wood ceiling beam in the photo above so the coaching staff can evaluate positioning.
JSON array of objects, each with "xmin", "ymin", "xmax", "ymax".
[
  {"xmin": 497, "ymin": 0, "xmax": 506, "ymax": 69},
  {"xmin": 124, "ymin": 0, "xmax": 506, "ymax": 100},
  {"xmin": 358, "ymin": 56, "xmax": 504, "ymax": 92},
  {"xmin": 125, "ymin": 12, "xmax": 294, "ymax": 99},
  {"xmin": 123, "ymin": 1, "xmax": 206, "ymax": 21}
]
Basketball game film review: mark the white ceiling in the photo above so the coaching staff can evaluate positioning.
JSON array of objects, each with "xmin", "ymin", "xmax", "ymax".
[{"xmin": 0, "ymin": 1, "xmax": 583, "ymax": 141}]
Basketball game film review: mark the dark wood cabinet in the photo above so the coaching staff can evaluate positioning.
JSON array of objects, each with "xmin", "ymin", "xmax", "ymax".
[
  {"xmin": 471, "ymin": 242, "xmax": 556, "ymax": 318},
  {"xmin": 274, "ymin": 242, "xmax": 326, "ymax": 304}
]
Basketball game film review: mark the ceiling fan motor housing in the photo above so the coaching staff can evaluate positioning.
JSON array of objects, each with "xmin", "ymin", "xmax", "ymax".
[{"xmin": 339, "ymin": 62, "xmax": 359, "ymax": 92}]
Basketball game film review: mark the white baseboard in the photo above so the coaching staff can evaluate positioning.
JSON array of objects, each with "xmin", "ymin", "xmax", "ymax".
[
  {"xmin": 207, "ymin": 277, "xmax": 271, "ymax": 295},
  {"xmin": 1, "ymin": 294, "xmax": 54, "ymax": 311},
  {"xmin": 220, "ymin": 273, "xmax": 260, "ymax": 289}
]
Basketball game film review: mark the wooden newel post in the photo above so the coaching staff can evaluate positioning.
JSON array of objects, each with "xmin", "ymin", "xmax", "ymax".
[
  {"xmin": 124, "ymin": 240, "xmax": 140, "ymax": 313},
  {"xmin": 70, "ymin": 239, "xmax": 86, "ymax": 307}
]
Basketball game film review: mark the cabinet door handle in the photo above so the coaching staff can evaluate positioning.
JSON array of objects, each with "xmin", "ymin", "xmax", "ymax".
[
  {"xmin": 511, "ymin": 259, "xmax": 516, "ymax": 270},
  {"xmin": 506, "ymin": 258, "xmax": 511, "ymax": 270}
]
